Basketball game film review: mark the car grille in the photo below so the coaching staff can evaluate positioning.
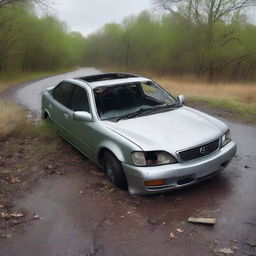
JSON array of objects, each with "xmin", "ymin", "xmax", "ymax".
[{"xmin": 177, "ymin": 139, "xmax": 220, "ymax": 161}]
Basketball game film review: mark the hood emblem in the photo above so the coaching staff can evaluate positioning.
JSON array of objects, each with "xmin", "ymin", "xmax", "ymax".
[{"xmin": 200, "ymin": 146, "xmax": 207, "ymax": 154}]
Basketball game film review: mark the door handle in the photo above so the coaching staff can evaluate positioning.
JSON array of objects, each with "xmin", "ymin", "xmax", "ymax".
[
  {"xmin": 49, "ymin": 104, "xmax": 53, "ymax": 110},
  {"xmin": 64, "ymin": 113, "xmax": 70, "ymax": 119}
]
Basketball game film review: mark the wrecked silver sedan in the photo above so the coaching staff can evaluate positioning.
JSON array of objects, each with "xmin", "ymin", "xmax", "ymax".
[{"xmin": 41, "ymin": 73, "xmax": 237, "ymax": 195}]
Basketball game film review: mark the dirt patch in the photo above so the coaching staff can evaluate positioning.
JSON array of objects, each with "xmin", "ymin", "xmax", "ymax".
[{"xmin": 0, "ymin": 127, "xmax": 93, "ymax": 238}]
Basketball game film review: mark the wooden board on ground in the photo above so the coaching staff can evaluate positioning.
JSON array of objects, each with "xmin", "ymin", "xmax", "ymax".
[{"xmin": 188, "ymin": 217, "xmax": 216, "ymax": 225}]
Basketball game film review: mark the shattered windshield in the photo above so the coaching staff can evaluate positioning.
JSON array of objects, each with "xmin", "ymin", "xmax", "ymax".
[{"xmin": 93, "ymin": 81, "xmax": 180, "ymax": 121}]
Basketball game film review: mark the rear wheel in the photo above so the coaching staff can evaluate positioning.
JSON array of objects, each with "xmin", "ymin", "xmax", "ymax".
[
  {"xmin": 43, "ymin": 111, "xmax": 50, "ymax": 121},
  {"xmin": 103, "ymin": 151, "xmax": 128, "ymax": 190}
]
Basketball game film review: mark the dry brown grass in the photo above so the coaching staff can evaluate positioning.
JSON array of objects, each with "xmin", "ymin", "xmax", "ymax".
[
  {"xmin": 156, "ymin": 77, "xmax": 256, "ymax": 106},
  {"xmin": 0, "ymin": 81, "xmax": 13, "ymax": 93},
  {"xmin": 102, "ymin": 67, "xmax": 256, "ymax": 106},
  {"xmin": 0, "ymin": 99, "xmax": 27, "ymax": 137}
]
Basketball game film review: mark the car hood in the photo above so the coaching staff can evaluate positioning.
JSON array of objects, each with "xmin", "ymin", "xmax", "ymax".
[{"xmin": 103, "ymin": 106, "xmax": 228, "ymax": 155}]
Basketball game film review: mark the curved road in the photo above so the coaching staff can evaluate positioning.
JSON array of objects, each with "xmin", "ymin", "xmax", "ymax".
[{"xmin": 0, "ymin": 68, "xmax": 256, "ymax": 256}]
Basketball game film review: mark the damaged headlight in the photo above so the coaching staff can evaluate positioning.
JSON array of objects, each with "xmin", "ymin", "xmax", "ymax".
[
  {"xmin": 132, "ymin": 151, "xmax": 177, "ymax": 166},
  {"xmin": 221, "ymin": 130, "xmax": 231, "ymax": 147}
]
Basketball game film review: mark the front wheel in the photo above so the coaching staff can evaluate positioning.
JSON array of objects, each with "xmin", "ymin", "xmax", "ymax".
[{"xmin": 103, "ymin": 151, "xmax": 128, "ymax": 190}]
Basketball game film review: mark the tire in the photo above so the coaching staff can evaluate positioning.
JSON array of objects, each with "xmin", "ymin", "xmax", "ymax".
[
  {"xmin": 43, "ymin": 111, "xmax": 50, "ymax": 121},
  {"xmin": 103, "ymin": 151, "xmax": 128, "ymax": 190}
]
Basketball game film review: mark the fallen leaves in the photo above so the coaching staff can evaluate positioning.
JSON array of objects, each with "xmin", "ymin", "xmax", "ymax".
[
  {"xmin": 9, "ymin": 177, "xmax": 21, "ymax": 184},
  {"xmin": 10, "ymin": 213, "xmax": 24, "ymax": 218},
  {"xmin": 0, "ymin": 212, "xmax": 24, "ymax": 219},
  {"xmin": 169, "ymin": 232, "xmax": 176, "ymax": 239},
  {"xmin": 4, "ymin": 176, "xmax": 21, "ymax": 184},
  {"xmin": 214, "ymin": 248, "xmax": 234, "ymax": 254},
  {"xmin": 169, "ymin": 228, "xmax": 184, "ymax": 240},
  {"xmin": 33, "ymin": 214, "xmax": 42, "ymax": 220},
  {"xmin": 1, "ymin": 233, "xmax": 12, "ymax": 239},
  {"xmin": 0, "ymin": 212, "xmax": 10, "ymax": 219},
  {"xmin": 46, "ymin": 164, "xmax": 54, "ymax": 170}
]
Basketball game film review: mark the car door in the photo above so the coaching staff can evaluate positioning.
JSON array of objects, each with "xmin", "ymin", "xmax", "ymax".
[
  {"xmin": 66, "ymin": 85, "xmax": 95, "ymax": 159},
  {"xmin": 50, "ymin": 82, "xmax": 75, "ymax": 141}
]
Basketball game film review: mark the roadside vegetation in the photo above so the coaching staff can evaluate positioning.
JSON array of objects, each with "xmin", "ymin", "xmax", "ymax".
[
  {"xmin": 84, "ymin": 9, "xmax": 256, "ymax": 82},
  {"xmin": 0, "ymin": 2, "xmax": 86, "ymax": 75},
  {"xmin": 0, "ymin": 99, "xmax": 27, "ymax": 137},
  {"xmin": 0, "ymin": 0, "xmax": 256, "ymax": 125},
  {"xmin": 85, "ymin": 0, "xmax": 256, "ymax": 122},
  {"xmin": 157, "ymin": 77, "xmax": 256, "ymax": 122},
  {"xmin": 0, "ymin": 69, "xmax": 74, "ymax": 92}
]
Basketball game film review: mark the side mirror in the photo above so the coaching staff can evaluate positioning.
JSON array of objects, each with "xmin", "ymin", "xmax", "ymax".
[
  {"xmin": 73, "ymin": 111, "xmax": 93, "ymax": 122},
  {"xmin": 177, "ymin": 95, "xmax": 185, "ymax": 104}
]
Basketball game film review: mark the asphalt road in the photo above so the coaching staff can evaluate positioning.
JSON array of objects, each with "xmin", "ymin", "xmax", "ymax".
[
  {"xmin": 2, "ymin": 67, "xmax": 102, "ymax": 117},
  {"xmin": 1, "ymin": 68, "xmax": 256, "ymax": 256}
]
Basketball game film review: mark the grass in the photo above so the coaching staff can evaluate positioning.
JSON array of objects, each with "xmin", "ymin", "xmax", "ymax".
[
  {"xmin": 0, "ymin": 68, "xmax": 74, "ymax": 93},
  {"xmin": 102, "ymin": 67, "xmax": 256, "ymax": 123},
  {"xmin": 156, "ymin": 77, "xmax": 256, "ymax": 106},
  {"xmin": 156, "ymin": 77, "xmax": 256, "ymax": 122},
  {"xmin": 0, "ymin": 100, "xmax": 63, "ymax": 162},
  {"xmin": 0, "ymin": 99, "xmax": 27, "ymax": 137},
  {"xmin": 0, "ymin": 98, "xmax": 61, "ymax": 155}
]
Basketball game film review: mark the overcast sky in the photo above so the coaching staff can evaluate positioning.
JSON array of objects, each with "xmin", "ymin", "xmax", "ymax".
[{"xmin": 50, "ymin": 0, "xmax": 153, "ymax": 36}]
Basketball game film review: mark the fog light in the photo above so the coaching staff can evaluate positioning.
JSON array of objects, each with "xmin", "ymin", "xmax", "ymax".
[{"xmin": 144, "ymin": 179, "xmax": 165, "ymax": 187}]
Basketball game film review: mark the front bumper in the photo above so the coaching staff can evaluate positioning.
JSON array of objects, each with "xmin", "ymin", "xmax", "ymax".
[{"xmin": 122, "ymin": 141, "xmax": 237, "ymax": 195}]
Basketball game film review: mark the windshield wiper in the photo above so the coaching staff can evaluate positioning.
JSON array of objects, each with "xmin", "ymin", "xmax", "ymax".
[
  {"xmin": 154, "ymin": 103, "xmax": 181, "ymax": 110},
  {"xmin": 116, "ymin": 107, "xmax": 155, "ymax": 121},
  {"xmin": 116, "ymin": 103, "xmax": 181, "ymax": 122}
]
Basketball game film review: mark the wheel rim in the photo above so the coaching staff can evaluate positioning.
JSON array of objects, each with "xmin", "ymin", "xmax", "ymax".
[{"xmin": 105, "ymin": 162, "xmax": 115, "ymax": 183}]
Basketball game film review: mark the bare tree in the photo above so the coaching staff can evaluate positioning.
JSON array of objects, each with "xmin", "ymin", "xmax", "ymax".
[
  {"xmin": 153, "ymin": 0, "xmax": 256, "ymax": 81},
  {"xmin": 0, "ymin": 0, "xmax": 50, "ymax": 9},
  {"xmin": 153, "ymin": 0, "xmax": 256, "ymax": 24}
]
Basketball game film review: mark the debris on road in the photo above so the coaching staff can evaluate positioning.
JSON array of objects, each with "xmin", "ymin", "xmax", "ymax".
[
  {"xmin": 0, "ymin": 204, "xmax": 4, "ymax": 209},
  {"xmin": 0, "ymin": 212, "xmax": 11, "ymax": 219},
  {"xmin": 46, "ymin": 164, "xmax": 54, "ymax": 170},
  {"xmin": 169, "ymin": 232, "xmax": 176, "ymax": 239},
  {"xmin": 176, "ymin": 229, "xmax": 184, "ymax": 233},
  {"xmin": 247, "ymin": 240, "xmax": 256, "ymax": 247},
  {"xmin": 214, "ymin": 248, "xmax": 234, "ymax": 254},
  {"xmin": 1, "ymin": 233, "xmax": 12, "ymax": 239},
  {"xmin": 10, "ymin": 213, "xmax": 24, "ymax": 218},
  {"xmin": 188, "ymin": 217, "xmax": 216, "ymax": 225},
  {"xmin": 9, "ymin": 177, "xmax": 21, "ymax": 184},
  {"xmin": 244, "ymin": 165, "xmax": 250, "ymax": 169},
  {"xmin": 1, "ymin": 212, "xmax": 24, "ymax": 220},
  {"xmin": 33, "ymin": 214, "xmax": 41, "ymax": 220}
]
